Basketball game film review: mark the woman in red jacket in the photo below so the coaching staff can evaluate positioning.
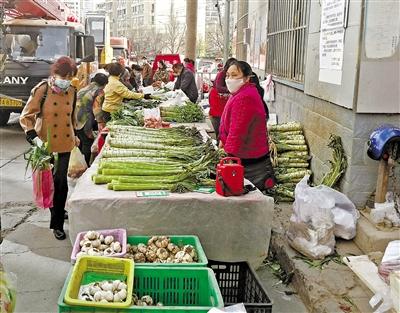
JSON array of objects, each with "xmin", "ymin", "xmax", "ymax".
[
  {"xmin": 208, "ymin": 57, "xmax": 236, "ymax": 140},
  {"xmin": 219, "ymin": 60, "xmax": 275, "ymax": 191}
]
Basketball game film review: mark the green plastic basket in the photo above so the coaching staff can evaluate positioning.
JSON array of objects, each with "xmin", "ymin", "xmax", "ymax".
[
  {"xmin": 127, "ymin": 235, "xmax": 208, "ymax": 267},
  {"xmin": 58, "ymin": 267, "xmax": 223, "ymax": 313}
]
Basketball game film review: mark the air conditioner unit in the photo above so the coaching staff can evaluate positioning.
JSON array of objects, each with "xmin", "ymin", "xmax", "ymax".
[{"xmin": 243, "ymin": 28, "xmax": 251, "ymax": 45}]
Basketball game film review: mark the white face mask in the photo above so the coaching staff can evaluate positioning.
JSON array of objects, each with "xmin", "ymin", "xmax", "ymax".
[{"xmin": 225, "ymin": 78, "xmax": 245, "ymax": 94}]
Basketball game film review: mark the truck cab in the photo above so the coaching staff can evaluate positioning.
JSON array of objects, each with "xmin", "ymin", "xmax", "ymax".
[{"xmin": 0, "ymin": 19, "xmax": 95, "ymax": 126}]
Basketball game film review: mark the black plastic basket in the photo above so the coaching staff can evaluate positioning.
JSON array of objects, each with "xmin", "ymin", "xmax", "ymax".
[{"xmin": 208, "ymin": 260, "xmax": 273, "ymax": 313}]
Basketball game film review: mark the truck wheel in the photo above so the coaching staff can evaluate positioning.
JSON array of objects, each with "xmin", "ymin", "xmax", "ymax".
[{"xmin": 0, "ymin": 110, "xmax": 11, "ymax": 126}]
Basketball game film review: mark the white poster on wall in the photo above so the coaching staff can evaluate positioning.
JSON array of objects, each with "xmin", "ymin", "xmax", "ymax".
[{"xmin": 319, "ymin": 0, "xmax": 346, "ymax": 85}]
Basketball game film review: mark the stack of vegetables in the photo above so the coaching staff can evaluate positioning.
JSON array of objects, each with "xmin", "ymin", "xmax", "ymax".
[
  {"xmin": 268, "ymin": 122, "xmax": 312, "ymax": 202},
  {"xmin": 160, "ymin": 101, "xmax": 204, "ymax": 123},
  {"xmin": 92, "ymin": 126, "xmax": 220, "ymax": 192},
  {"xmin": 109, "ymin": 101, "xmax": 204, "ymax": 127}
]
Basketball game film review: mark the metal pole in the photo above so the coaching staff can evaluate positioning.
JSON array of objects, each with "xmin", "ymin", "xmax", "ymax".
[{"xmin": 223, "ymin": 0, "xmax": 230, "ymax": 63}]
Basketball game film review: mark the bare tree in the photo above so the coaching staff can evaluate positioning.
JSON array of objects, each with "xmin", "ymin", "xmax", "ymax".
[
  {"xmin": 206, "ymin": 27, "xmax": 224, "ymax": 57},
  {"xmin": 162, "ymin": 16, "xmax": 186, "ymax": 54}
]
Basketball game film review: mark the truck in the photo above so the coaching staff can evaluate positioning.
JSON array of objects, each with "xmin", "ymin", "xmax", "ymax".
[
  {"xmin": 0, "ymin": 0, "xmax": 95, "ymax": 126},
  {"xmin": 85, "ymin": 12, "xmax": 112, "ymax": 65},
  {"xmin": 110, "ymin": 36, "xmax": 130, "ymax": 64}
]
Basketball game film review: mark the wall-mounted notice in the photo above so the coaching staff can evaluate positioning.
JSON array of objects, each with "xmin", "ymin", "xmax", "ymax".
[{"xmin": 319, "ymin": 0, "xmax": 346, "ymax": 85}]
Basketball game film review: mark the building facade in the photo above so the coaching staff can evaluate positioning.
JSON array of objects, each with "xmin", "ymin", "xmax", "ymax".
[{"xmin": 236, "ymin": 0, "xmax": 400, "ymax": 207}]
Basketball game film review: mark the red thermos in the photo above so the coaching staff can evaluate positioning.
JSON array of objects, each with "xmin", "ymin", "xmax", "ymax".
[
  {"xmin": 97, "ymin": 129, "xmax": 109, "ymax": 152},
  {"xmin": 216, "ymin": 157, "xmax": 244, "ymax": 196}
]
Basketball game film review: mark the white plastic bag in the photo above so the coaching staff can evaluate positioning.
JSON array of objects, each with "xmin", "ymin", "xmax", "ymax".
[
  {"xmin": 68, "ymin": 147, "xmax": 88, "ymax": 178},
  {"xmin": 260, "ymin": 74, "xmax": 275, "ymax": 102},
  {"xmin": 292, "ymin": 175, "xmax": 359, "ymax": 240},
  {"xmin": 143, "ymin": 107, "xmax": 162, "ymax": 128},
  {"xmin": 371, "ymin": 192, "xmax": 400, "ymax": 226}
]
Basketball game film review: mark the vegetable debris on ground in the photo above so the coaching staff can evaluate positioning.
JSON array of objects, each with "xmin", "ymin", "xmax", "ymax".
[
  {"xmin": 93, "ymin": 126, "xmax": 220, "ymax": 192},
  {"xmin": 321, "ymin": 134, "xmax": 347, "ymax": 188},
  {"xmin": 268, "ymin": 122, "xmax": 312, "ymax": 202},
  {"xmin": 294, "ymin": 252, "xmax": 345, "ymax": 270}
]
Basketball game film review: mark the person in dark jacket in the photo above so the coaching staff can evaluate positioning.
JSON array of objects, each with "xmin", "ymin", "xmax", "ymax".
[{"xmin": 172, "ymin": 63, "xmax": 198, "ymax": 103}]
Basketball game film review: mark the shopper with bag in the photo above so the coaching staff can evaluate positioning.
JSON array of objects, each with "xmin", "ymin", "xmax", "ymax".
[
  {"xmin": 219, "ymin": 60, "xmax": 275, "ymax": 191},
  {"xmin": 208, "ymin": 57, "xmax": 236, "ymax": 140},
  {"xmin": 20, "ymin": 56, "xmax": 79, "ymax": 240},
  {"xmin": 75, "ymin": 73, "xmax": 109, "ymax": 165}
]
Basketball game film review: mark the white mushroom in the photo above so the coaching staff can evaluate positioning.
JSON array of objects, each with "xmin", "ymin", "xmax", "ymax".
[
  {"xmin": 103, "ymin": 247, "xmax": 114, "ymax": 256},
  {"xmin": 174, "ymin": 251, "xmax": 186, "ymax": 260},
  {"xmin": 111, "ymin": 241, "xmax": 122, "ymax": 253},
  {"xmin": 100, "ymin": 299, "xmax": 109, "ymax": 303},
  {"xmin": 156, "ymin": 248, "xmax": 169, "ymax": 260},
  {"xmin": 86, "ymin": 231, "xmax": 98, "ymax": 241},
  {"xmin": 147, "ymin": 236, "xmax": 158, "ymax": 246},
  {"xmin": 89, "ymin": 285, "xmax": 101, "ymax": 296},
  {"xmin": 112, "ymin": 280, "xmax": 121, "ymax": 291},
  {"xmin": 113, "ymin": 293, "xmax": 122, "ymax": 302},
  {"xmin": 99, "ymin": 244, "xmax": 109, "ymax": 251},
  {"xmin": 101, "ymin": 282, "xmax": 113, "ymax": 292},
  {"xmin": 167, "ymin": 243, "xmax": 180, "ymax": 254},
  {"xmin": 137, "ymin": 243, "xmax": 147, "ymax": 254},
  {"xmin": 104, "ymin": 235, "xmax": 114, "ymax": 245},
  {"xmin": 118, "ymin": 288, "xmax": 127, "ymax": 301},
  {"xmin": 104, "ymin": 290, "xmax": 114, "ymax": 302},
  {"xmin": 141, "ymin": 295, "xmax": 153, "ymax": 305},
  {"xmin": 93, "ymin": 290, "xmax": 104, "ymax": 302},
  {"xmin": 146, "ymin": 250, "xmax": 157, "ymax": 262},
  {"xmin": 91, "ymin": 239, "xmax": 101, "ymax": 248},
  {"xmin": 117, "ymin": 282, "xmax": 127, "ymax": 290},
  {"xmin": 88, "ymin": 248, "xmax": 101, "ymax": 256},
  {"xmin": 76, "ymin": 251, "xmax": 86, "ymax": 258},
  {"xmin": 133, "ymin": 252, "xmax": 146, "ymax": 263},
  {"xmin": 99, "ymin": 234, "xmax": 105, "ymax": 243}
]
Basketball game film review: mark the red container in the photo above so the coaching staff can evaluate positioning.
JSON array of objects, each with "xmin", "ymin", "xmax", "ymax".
[
  {"xmin": 97, "ymin": 130, "xmax": 109, "ymax": 153},
  {"xmin": 216, "ymin": 157, "xmax": 244, "ymax": 196}
]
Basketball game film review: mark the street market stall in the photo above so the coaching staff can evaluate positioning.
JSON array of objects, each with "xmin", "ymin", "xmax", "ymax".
[{"xmin": 67, "ymin": 160, "xmax": 274, "ymax": 268}]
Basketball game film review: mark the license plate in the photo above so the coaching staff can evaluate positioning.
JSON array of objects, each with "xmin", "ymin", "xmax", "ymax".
[{"xmin": 0, "ymin": 97, "xmax": 23, "ymax": 108}]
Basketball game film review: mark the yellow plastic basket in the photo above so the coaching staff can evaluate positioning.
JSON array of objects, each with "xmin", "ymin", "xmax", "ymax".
[{"xmin": 64, "ymin": 255, "xmax": 134, "ymax": 309}]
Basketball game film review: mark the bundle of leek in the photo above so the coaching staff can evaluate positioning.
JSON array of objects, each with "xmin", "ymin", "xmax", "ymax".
[
  {"xmin": 320, "ymin": 134, "xmax": 347, "ymax": 188},
  {"xmin": 160, "ymin": 102, "xmax": 204, "ymax": 123},
  {"xmin": 268, "ymin": 121, "xmax": 311, "ymax": 202}
]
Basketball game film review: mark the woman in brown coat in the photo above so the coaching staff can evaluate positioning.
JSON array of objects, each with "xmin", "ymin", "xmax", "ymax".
[{"xmin": 20, "ymin": 56, "xmax": 79, "ymax": 240}]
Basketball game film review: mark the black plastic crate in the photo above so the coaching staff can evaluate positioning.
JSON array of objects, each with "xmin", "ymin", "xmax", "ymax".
[{"xmin": 208, "ymin": 260, "xmax": 273, "ymax": 313}]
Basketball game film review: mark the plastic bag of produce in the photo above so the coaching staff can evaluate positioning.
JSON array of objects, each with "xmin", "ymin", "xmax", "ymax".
[
  {"xmin": 68, "ymin": 147, "xmax": 88, "ymax": 178},
  {"xmin": 292, "ymin": 175, "xmax": 359, "ymax": 240},
  {"xmin": 32, "ymin": 168, "xmax": 54, "ymax": 209}
]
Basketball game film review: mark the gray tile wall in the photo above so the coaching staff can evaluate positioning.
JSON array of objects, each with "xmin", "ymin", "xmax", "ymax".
[{"xmin": 271, "ymin": 82, "xmax": 400, "ymax": 207}]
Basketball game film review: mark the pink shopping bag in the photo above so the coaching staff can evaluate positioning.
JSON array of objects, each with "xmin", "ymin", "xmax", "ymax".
[{"xmin": 32, "ymin": 169, "xmax": 54, "ymax": 209}]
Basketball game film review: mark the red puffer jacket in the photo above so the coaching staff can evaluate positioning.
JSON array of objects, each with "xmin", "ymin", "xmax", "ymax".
[{"xmin": 219, "ymin": 83, "xmax": 269, "ymax": 159}]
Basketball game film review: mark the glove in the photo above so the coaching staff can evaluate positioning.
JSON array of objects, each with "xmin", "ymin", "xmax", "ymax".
[
  {"xmin": 26, "ymin": 129, "xmax": 38, "ymax": 145},
  {"xmin": 144, "ymin": 94, "xmax": 152, "ymax": 100},
  {"xmin": 32, "ymin": 137, "xmax": 44, "ymax": 147}
]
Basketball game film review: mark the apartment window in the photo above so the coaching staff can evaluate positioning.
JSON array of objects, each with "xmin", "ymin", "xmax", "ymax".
[
  {"xmin": 151, "ymin": 15, "xmax": 155, "ymax": 25},
  {"xmin": 151, "ymin": 3, "xmax": 155, "ymax": 13},
  {"xmin": 266, "ymin": 0, "xmax": 310, "ymax": 83}
]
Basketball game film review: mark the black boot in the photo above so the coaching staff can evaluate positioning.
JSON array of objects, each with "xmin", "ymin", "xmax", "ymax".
[{"xmin": 53, "ymin": 229, "xmax": 66, "ymax": 240}]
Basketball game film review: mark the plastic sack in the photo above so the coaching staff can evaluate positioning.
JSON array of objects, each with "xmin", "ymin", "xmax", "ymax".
[
  {"xmin": 292, "ymin": 175, "xmax": 359, "ymax": 240},
  {"xmin": 371, "ymin": 193, "xmax": 400, "ymax": 227},
  {"xmin": 208, "ymin": 303, "xmax": 247, "ymax": 313},
  {"xmin": 91, "ymin": 134, "xmax": 100, "ymax": 154},
  {"xmin": 32, "ymin": 169, "xmax": 54, "ymax": 209},
  {"xmin": 378, "ymin": 240, "xmax": 400, "ymax": 283},
  {"xmin": 260, "ymin": 74, "xmax": 275, "ymax": 102},
  {"xmin": 68, "ymin": 147, "xmax": 88, "ymax": 178},
  {"xmin": 0, "ymin": 270, "xmax": 17, "ymax": 313}
]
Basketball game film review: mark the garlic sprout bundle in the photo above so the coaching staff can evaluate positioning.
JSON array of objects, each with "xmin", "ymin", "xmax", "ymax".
[
  {"xmin": 78, "ymin": 280, "xmax": 128, "ymax": 303},
  {"xmin": 76, "ymin": 231, "xmax": 122, "ymax": 258},
  {"xmin": 125, "ymin": 236, "xmax": 198, "ymax": 263}
]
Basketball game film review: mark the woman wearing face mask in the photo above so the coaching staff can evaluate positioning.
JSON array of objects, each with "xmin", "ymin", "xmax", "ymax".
[
  {"xmin": 141, "ymin": 56, "xmax": 153, "ymax": 87},
  {"xmin": 219, "ymin": 60, "xmax": 275, "ymax": 191},
  {"xmin": 208, "ymin": 57, "xmax": 236, "ymax": 140},
  {"xmin": 20, "ymin": 56, "xmax": 80, "ymax": 240}
]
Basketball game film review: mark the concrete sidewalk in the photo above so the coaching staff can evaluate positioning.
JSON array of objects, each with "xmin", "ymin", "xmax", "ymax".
[{"xmin": 270, "ymin": 204, "xmax": 375, "ymax": 313}]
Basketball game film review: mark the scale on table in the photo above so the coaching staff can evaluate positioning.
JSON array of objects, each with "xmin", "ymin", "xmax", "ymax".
[{"xmin": 367, "ymin": 124, "xmax": 400, "ymax": 208}]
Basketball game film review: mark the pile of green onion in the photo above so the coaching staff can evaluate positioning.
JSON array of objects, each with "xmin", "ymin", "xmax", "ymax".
[
  {"xmin": 268, "ymin": 122, "xmax": 312, "ymax": 202},
  {"xmin": 92, "ymin": 126, "xmax": 219, "ymax": 192}
]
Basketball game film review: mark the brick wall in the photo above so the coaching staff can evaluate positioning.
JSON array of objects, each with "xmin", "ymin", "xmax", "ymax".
[{"xmin": 271, "ymin": 82, "xmax": 400, "ymax": 207}]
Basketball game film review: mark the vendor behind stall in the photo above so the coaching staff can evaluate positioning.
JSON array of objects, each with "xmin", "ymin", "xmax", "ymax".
[
  {"xmin": 172, "ymin": 63, "xmax": 198, "ymax": 103},
  {"xmin": 219, "ymin": 60, "xmax": 275, "ymax": 191},
  {"xmin": 102, "ymin": 63, "xmax": 148, "ymax": 122}
]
